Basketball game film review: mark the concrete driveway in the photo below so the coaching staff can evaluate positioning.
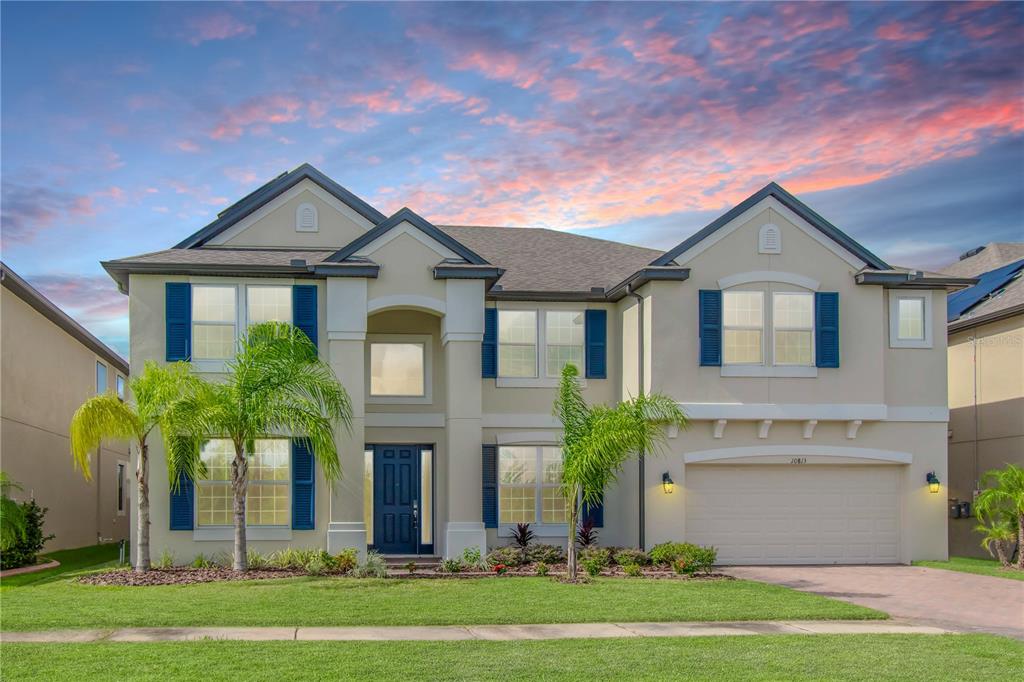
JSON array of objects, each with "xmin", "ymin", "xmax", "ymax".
[{"xmin": 725, "ymin": 565, "xmax": 1024, "ymax": 639}]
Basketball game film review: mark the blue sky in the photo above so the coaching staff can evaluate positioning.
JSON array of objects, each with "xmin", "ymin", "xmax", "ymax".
[{"xmin": 2, "ymin": 1, "xmax": 1022, "ymax": 356}]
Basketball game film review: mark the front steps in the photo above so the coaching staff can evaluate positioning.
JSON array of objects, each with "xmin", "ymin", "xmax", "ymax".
[{"xmin": 382, "ymin": 555, "xmax": 442, "ymax": 574}]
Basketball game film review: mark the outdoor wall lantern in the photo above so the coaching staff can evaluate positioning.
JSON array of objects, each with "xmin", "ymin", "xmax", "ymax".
[
  {"xmin": 662, "ymin": 472, "xmax": 675, "ymax": 494},
  {"xmin": 926, "ymin": 471, "xmax": 941, "ymax": 494}
]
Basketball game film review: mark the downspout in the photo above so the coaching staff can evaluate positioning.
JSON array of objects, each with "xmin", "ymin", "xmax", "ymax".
[{"xmin": 627, "ymin": 284, "xmax": 646, "ymax": 550}]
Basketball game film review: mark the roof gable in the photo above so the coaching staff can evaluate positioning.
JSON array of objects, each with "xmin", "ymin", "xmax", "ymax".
[
  {"xmin": 651, "ymin": 182, "xmax": 890, "ymax": 270},
  {"xmin": 326, "ymin": 207, "xmax": 489, "ymax": 265},
  {"xmin": 174, "ymin": 164, "xmax": 387, "ymax": 249}
]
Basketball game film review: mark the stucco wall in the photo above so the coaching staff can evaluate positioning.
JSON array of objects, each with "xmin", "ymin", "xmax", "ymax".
[{"xmin": 1, "ymin": 288, "xmax": 129, "ymax": 550}]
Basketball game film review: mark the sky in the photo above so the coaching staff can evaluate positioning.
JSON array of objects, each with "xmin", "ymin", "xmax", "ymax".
[{"xmin": 2, "ymin": 1, "xmax": 1022, "ymax": 357}]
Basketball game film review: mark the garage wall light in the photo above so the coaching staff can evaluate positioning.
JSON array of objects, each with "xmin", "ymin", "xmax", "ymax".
[
  {"xmin": 926, "ymin": 472, "xmax": 940, "ymax": 494},
  {"xmin": 662, "ymin": 472, "xmax": 675, "ymax": 494}
]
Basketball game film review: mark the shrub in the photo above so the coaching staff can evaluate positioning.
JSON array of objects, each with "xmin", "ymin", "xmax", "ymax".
[
  {"xmin": 535, "ymin": 561, "xmax": 549, "ymax": 576},
  {"xmin": 576, "ymin": 519, "xmax": 599, "ymax": 548},
  {"xmin": 333, "ymin": 548, "xmax": 358, "ymax": 574},
  {"xmin": 0, "ymin": 500, "xmax": 54, "ymax": 570},
  {"xmin": 493, "ymin": 563, "xmax": 509, "ymax": 575},
  {"xmin": 246, "ymin": 550, "xmax": 270, "ymax": 569},
  {"xmin": 353, "ymin": 550, "xmax": 387, "ymax": 578},
  {"xmin": 511, "ymin": 523, "xmax": 534, "ymax": 550},
  {"xmin": 526, "ymin": 544, "xmax": 565, "ymax": 564},
  {"xmin": 440, "ymin": 558, "xmax": 464, "ymax": 573},
  {"xmin": 461, "ymin": 546, "xmax": 487, "ymax": 570},
  {"xmin": 622, "ymin": 562, "xmax": 643, "ymax": 577},
  {"xmin": 581, "ymin": 557, "xmax": 604, "ymax": 577},
  {"xmin": 306, "ymin": 556, "xmax": 327, "ymax": 576},
  {"xmin": 651, "ymin": 542, "xmax": 717, "ymax": 573},
  {"xmin": 191, "ymin": 553, "xmax": 215, "ymax": 569},
  {"xmin": 155, "ymin": 549, "xmax": 175, "ymax": 569},
  {"xmin": 578, "ymin": 546, "xmax": 610, "ymax": 568},
  {"xmin": 613, "ymin": 548, "xmax": 650, "ymax": 566},
  {"xmin": 486, "ymin": 545, "xmax": 522, "ymax": 567}
]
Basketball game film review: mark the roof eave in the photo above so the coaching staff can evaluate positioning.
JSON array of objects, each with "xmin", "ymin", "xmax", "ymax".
[
  {"xmin": 327, "ymin": 207, "xmax": 490, "ymax": 266},
  {"xmin": 856, "ymin": 271, "xmax": 978, "ymax": 290},
  {"xmin": 606, "ymin": 267, "xmax": 691, "ymax": 300},
  {"xmin": 948, "ymin": 303, "xmax": 1024, "ymax": 333}
]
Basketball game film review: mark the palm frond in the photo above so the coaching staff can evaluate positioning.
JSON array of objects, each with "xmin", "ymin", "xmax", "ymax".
[{"xmin": 70, "ymin": 394, "xmax": 142, "ymax": 480}]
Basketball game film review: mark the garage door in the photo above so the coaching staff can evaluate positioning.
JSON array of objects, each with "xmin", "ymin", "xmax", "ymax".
[{"xmin": 685, "ymin": 465, "xmax": 901, "ymax": 565}]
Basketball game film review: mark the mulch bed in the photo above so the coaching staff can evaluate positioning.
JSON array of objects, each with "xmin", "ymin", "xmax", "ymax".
[
  {"xmin": 394, "ymin": 566, "xmax": 732, "ymax": 580},
  {"xmin": 77, "ymin": 567, "xmax": 325, "ymax": 586}
]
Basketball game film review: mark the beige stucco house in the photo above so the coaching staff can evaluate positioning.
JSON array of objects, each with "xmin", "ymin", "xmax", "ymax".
[
  {"xmin": 1, "ymin": 263, "xmax": 130, "ymax": 550},
  {"xmin": 103, "ymin": 164, "xmax": 972, "ymax": 565},
  {"xmin": 943, "ymin": 243, "xmax": 1024, "ymax": 558}
]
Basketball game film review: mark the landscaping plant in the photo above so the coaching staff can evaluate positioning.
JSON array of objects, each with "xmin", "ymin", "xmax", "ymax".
[
  {"xmin": 486, "ymin": 545, "xmax": 522, "ymax": 567},
  {"xmin": 0, "ymin": 471, "xmax": 28, "ymax": 552},
  {"xmin": 526, "ymin": 544, "xmax": 565, "ymax": 564},
  {"xmin": 461, "ymin": 546, "xmax": 487, "ymax": 571},
  {"xmin": 576, "ymin": 519, "xmax": 599, "ymax": 548},
  {"xmin": 650, "ymin": 542, "xmax": 717, "ymax": 573},
  {"xmin": 440, "ymin": 558, "xmax": 464, "ymax": 573},
  {"xmin": 334, "ymin": 548, "xmax": 359, "ymax": 574},
  {"xmin": 0, "ymin": 498, "xmax": 54, "ymax": 570},
  {"xmin": 613, "ymin": 548, "xmax": 650, "ymax": 566},
  {"xmin": 165, "ymin": 322, "xmax": 351, "ymax": 571},
  {"xmin": 535, "ymin": 561, "xmax": 549, "ymax": 576},
  {"xmin": 622, "ymin": 563, "xmax": 643, "ymax": 577},
  {"xmin": 71, "ymin": 361, "xmax": 200, "ymax": 572},
  {"xmin": 492, "ymin": 563, "xmax": 508, "ymax": 575},
  {"xmin": 973, "ymin": 464, "xmax": 1024, "ymax": 569},
  {"xmin": 554, "ymin": 363, "xmax": 688, "ymax": 579},
  {"xmin": 353, "ymin": 551, "xmax": 387, "ymax": 578},
  {"xmin": 581, "ymin": 557, "xmax": 604, "ymax": 577}
]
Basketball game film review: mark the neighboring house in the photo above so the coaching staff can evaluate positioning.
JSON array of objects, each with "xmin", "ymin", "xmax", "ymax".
[
  {"xmin": 943, "ymin": 243, "xmax": 1024, "ymax": 558},
  {"xmin": 102, "ymin": 164, "xmax": 971, "ymax": 566},
  {"xmin": 1, "ymin": 263, "xmax": 130, "ymax": 550}
]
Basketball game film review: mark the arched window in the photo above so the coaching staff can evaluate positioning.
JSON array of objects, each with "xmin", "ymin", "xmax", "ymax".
[
  {"xmin": 296, "ymin": 203, "xmax": 318, "ymax": 232},
  {"xmin": 758, "ymin": 223, "xmax": 781, "ymax": 254}
]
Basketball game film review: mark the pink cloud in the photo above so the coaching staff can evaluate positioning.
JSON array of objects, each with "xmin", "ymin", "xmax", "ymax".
[
  {"xmin": 876, "ymin": 22, "xmax": 932, "ymax": 42},
  {"xmin": 185, "ymin": 12, "xmax": 256, "ymax": 46},
  {"xmin": 548, "ymin": 78, "xmax": 581, "ymax": 102},
  {"xmin": 209, "ymin": 94, "xmax": 303, "ymax": 140},
  {"xmin": 176, "ymin": 139, "xmax": 201, "ymax": 153}
]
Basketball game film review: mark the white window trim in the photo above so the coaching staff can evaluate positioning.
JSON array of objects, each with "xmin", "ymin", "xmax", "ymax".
[
  {"xmin": 771, "ymin": 292, "xmax": 815, "ymax": 367},
  {"xmin": 194, "ymin": 438, "xmax": 291, "ymax": 534},
  {"xmin": 889, "ymin": 289, "xmax": 933, "ymax": 349},
  {"xmin": 366, "ymin": 333, "xmax": 433, "ymax": 404},
  {"xmin": 496, "ymin": 307, "xmax": 587, "ymax": 388},
  {"xmin": 497, "ymin": 443, "xmax": 568, "ymax": 536},
  {"xmin": 720, "ymin": 285, "xmax": 819, "ymax": 377}
]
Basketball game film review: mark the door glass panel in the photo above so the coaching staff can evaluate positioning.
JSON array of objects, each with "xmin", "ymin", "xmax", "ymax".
[
  {"xmin": 364, "ymin": 449, "xmax": 373, "ymax": 542},
  {"xmin": 420, "ymin": 449, "xmax": 432, "ymax": 545}
]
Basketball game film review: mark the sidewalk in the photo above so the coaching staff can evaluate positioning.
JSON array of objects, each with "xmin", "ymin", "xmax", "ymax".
[{"xmin": 2, "ymin": 620, "xmax": 951, "ymax": 643}]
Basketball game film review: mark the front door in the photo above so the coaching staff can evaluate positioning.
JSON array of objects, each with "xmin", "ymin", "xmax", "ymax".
[{"xmin": 372, "ymin": 444, "xmax": 420, "ymax": 554}]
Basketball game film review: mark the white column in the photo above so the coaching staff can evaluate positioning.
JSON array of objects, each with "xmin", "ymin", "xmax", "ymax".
[
  {"xmin": 442, "ymin": 280, "xmax": 486, "ymax": 558},
  {"xmin": 325, "ymin": 278, "xmax": 368, "ymax": 559}
]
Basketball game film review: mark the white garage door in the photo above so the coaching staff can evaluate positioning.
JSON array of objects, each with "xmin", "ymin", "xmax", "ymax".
[{"xmin": 685, "ymin": 465, "xmax": 901, "ymax": 565}]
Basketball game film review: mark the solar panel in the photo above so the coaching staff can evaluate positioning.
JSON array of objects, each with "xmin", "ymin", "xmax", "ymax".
[{"xmin": 947, "ymin": 258, "xmax": 1024, "ymax": 321}]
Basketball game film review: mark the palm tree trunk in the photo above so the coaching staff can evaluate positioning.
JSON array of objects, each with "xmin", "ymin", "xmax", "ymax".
[
  {"xmin": 231, "ymin": 444, "xmax": 249, "ymax": 571},
  {"xmin": 566, "ymin": 491, "xmax": 579, "ymax": 580},
  {"xmin": 1017, "ymin": 513, "xmax": 1024, "ymax": 570},
  {"xmin": 135, "ymin": 441, "xmax": 150, "ymax": 573},
  {"xmin": 990, "ymin": 540, "xmax": 1010, "ymax": 568}
]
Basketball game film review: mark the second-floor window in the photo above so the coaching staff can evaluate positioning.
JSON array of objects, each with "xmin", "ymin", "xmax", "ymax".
[
  {"xmin": 497, "ymin": 309, "xmax": 585, "ymax": 379},
  {"xmin": 544, "ymin": 311, "xmax": 584, "ymax": 377},
  {"xmin": 96, "ymin": 361, "xmax": 107, "ymax": 394},
  {"xmin": 772, "ymin": 293, "xmax": 814, "ymax": 365},
  {"xmin": 498, "ymin": 310, "xmax": 537, "ymax": 377},
  {"xmin": 192, "ymin": 286, "xmax": 236, "ymax": 360},
  {"xmin": 724, "ymin": 289, "xmax": 815, "ymax": 366},
  {"xmin": 723, "ymin": 291, "xmax": 764, "ymax": 364},
  {"xmin": 116, "ymin": 375, "xmax": 126, "ymax": 400},
  {"xmin": 370, "ymin": 342, "xmax": 425, "ymax": 397}
]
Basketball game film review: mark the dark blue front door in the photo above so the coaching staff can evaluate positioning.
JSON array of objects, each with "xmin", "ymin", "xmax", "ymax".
[{"xmin": 373, "ymin": 445, "xmax": 419, "ymax": 554}]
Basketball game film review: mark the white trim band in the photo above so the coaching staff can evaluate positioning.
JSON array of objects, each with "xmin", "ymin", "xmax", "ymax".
[{"xmin": 683, "ymin": 445, "xmax": 913, "ymax": 464}]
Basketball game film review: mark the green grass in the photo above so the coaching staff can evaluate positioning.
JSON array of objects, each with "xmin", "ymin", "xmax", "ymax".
[
  {"xmin": 0, "ymin": 574, "xmax": 883, "ymax": 631},
  {"xmin": 1, "ymin": 543, "xmax": 121, "ymax": 588},
  {"xmin": 2, "ymin": 635, "xmax": 1020, "ymax": 681},
  {"xmin": 914, "ymin": 556, "xmax": 1024, "ymax": 581}
]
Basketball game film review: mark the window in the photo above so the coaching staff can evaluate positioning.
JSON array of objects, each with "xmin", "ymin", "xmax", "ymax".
[
  {"xmin": 192, "ymin": 286, "xmax": 236, "ymax": 360},
  {"xmin": 889, "ymin": 290, "xmax": 933, "ymax": 348},
  {"xmin": 498, "ymin": 310, "xmax": 537, "ymax": 377},
  {"xmin": 723, "ymin": 291, "xmax": 764, "ymax": 364},
  {"xmin": 116, "ymin": 375, "xmax": 126, "ymax": 400},
  {"xmin": 498, "ymin": 446, "xmax": 566, "ymax": 525},
  {"xmin": 247, "ymin": 286, "xmax": 291, "ymax": 326},
  {"xmin": 772, "ymin": 293, "xmax": 814, "ymax": 365},
  {"xmin": 116, "ymin": 462, "xmax": 127, "ymax": 514},
  {"xmin": 96, "ymin": 361, "xmax": 107, "ymax": 394},
  {"xmin": 196, "ymin": 439, "xmax": 289, "ymax": 526},
  {"xmin": 545, "ymin": 311, "xmax": 584, "ymax": 377},
  {"xmin": 370, "ymin": 343, "xmax": 425, "ymax": 396}
]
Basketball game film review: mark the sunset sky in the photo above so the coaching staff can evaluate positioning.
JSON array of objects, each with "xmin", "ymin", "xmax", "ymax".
[{"xmin": 2, "ymin": 1, "xmax": 1022, "ymax": 356}]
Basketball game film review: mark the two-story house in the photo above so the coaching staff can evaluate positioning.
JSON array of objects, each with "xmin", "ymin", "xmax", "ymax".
[{"xmin": 103, "ymin": 164, "xmax": 970, "ymax": 565}]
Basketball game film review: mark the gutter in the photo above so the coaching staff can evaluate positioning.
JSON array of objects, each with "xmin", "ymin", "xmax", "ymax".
[
  {"xmin": 626, "ymin": 282, "xmax": 646, "ymax": 551},
  {"xmin": 855, "ymin": 270, "xmax": 977, "ymax": 290},
  {"xmin": 948, "ymin": 303, "xmax": 1024, "ymax": 334}
]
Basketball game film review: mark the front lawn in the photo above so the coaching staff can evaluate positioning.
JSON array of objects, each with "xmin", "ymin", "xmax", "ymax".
[
  {"xmin": 3, "ymin": 635, "xmax": 1020, "ymax": 681},
  {"xmin": 1, "ymin": 543, "xmax": 120, "ymax": 588},
  {"xmin": 913, "ymin": 556, "xmax": 1024, "ymax": 581}
]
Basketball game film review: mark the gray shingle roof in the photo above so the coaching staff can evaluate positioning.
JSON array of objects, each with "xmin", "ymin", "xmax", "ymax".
[
  {"xmin": 106, "ymin": 248, "xmax": 336, "ymax": 267},
  {"xmin": 940, "ymin": 243, "xmax": 1024, "ymax": 278},
  {"xmin": 943, "ymin": 243, "xmax": 1024, "ymax": 328}
]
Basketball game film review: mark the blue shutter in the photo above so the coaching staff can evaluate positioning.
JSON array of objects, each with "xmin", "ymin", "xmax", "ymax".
[
  {"xmin": 482, "ymin": 444, "xmax": 498, "ymax": 528},
  {"xmin": 699, "ymin": 290, "xmax": 722, "ymax": 366},
  {"xmin": 169, "ymin": 471, "xmax": 194, "ymax": 530},
  {"xmin": 165, "ymin": 282, "xmax": 191, "ymax": 362},
  {"xmin": 815, "ymin": 292, "xmax": 840, "ymax": 368},
  {"xmin": 585, "ymin": 309, "xmax": 607, "ymax": 379},
  {"xmin": 292, "ymin": 285, "xmax": 318, "ymax": 348},
  {"xmin": 482, "ymin": 308, "xmax": 497, "ymax": 378},
  {"xmin": 583, "ymin": 495, "xmax": 604, "ymax": 528},
  {"xmin": 292, "ymin": 439, "xmax": 315, "ymax": 530}
]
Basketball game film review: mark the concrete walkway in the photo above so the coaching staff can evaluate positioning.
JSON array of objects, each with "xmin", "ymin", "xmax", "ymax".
[
  {"xmin": 2, "ymin": 620, "xmax": 951, "ymax": 643},
  {"xmin": 725, "ymin": 565, "xmax": 1024, "ymax": 640}
]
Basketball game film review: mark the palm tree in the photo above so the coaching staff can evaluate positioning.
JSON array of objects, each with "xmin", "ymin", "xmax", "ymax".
[
  {"xmin": 166, "ymin": 321, "xmax": 350, "ymax": 571},
  {"xmin": 554, "ymin": 363, "xmax": 688, "ymax": 579},
  {"xmin": 70, "ymin": 361, "xmax": 199, "ymax": 572},
  {"xmin": 974, "ymin": 464, "xmax": 1024, "ymax": 569},
  {"xmin": 1, "ymin": 471, "xmax": 28, "ymax": 550}
]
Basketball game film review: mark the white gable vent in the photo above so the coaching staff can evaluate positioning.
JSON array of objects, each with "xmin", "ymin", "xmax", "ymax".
[
  {"xmin": 296, "ymin": 203, "xmax": 318, "ymax": 232},
  {"xmin": 758, "ymin": 223, "xmax": 781, "ymax": 254}
]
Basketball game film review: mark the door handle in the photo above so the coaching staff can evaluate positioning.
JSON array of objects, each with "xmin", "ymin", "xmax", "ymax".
[{"xmin": 412, "ymin": 499, "xmax": 419, "ymax": 526}]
